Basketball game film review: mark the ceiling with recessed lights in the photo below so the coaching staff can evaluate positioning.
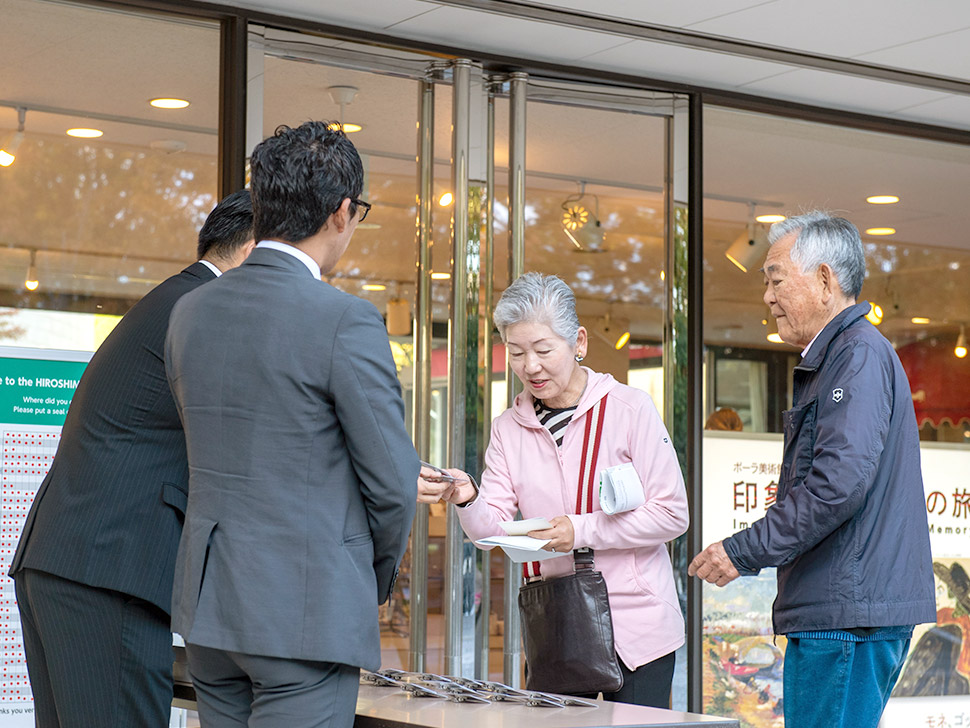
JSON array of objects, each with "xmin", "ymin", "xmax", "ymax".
[{"xmin": 0, "ymin": 0, "xmax": 967, "ymax": 353}]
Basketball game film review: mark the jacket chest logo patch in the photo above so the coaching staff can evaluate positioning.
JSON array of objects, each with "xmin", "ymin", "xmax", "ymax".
[{"xmin": 832, "ymin": 388, "xmax": 844, "ymax": 402}]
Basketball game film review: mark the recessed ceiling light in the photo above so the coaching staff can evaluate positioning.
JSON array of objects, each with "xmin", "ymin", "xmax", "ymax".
[
  {"xmin": 150, "ymin": 98, "xmax": 190, "ymax": 109},
  {"xmin": 866, "ymin": 195, "xmax": 899, "ymax": 205},
  {"xmin": 865, "ymin": 227, "xmax": 896, "ymax": 236},
  {"xmin": 911, "ymin": 317, "xmax": 931, "ymax": 325},
  {"xmin": 66, "ymin": 128, "xmax": 103, "ymax": 138},
  {"xmin": 431, "ymin": 272, "xmax": 451, "ymax": 280},
  {"xmin": 438, "ymin": 192, "xmax": 454, "ymax": 207},
  {"xmin": 756, "ymin": 214, "xmax": 786, "ymax": 223},
  {"xmin": 362, "ymin": 283, "xmax": 386, "ymax": 291},
  {"xmin": 767, "ymin": 333, "xmax": 784, "ymax": 344}
]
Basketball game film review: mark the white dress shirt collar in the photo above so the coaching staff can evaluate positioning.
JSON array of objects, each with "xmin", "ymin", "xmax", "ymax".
[
  {"xmin": 256, "ymin": 240, "xmax": 321, "ymax": 279},
  {"xmin": 198, "ymin": 259, "xmax": 222, "ymax": 277},
  {"xmin": 801, "ymin": 328, "xmax": 823, "ymax": 359}
]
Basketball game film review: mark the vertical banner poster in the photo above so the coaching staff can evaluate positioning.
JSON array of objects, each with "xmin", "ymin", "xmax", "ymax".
[
  {"xmin": 701, "ymin": 432, "xmax": 785, "ymax": 728},
  {"xmin": 0, "ymin": 347, "xmax": 90, "ymax": 726},
  {"xmin": 702, "ymin": 432, "xmax": 970, "ymax": 728}
]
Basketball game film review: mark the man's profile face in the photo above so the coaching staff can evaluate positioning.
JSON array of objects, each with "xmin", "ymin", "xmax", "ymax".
[{"xmin": 762, "ymin": 232, "xmax": 827, "ymax": 349}]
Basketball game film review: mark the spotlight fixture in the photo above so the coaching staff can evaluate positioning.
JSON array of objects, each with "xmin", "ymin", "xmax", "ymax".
[
  {"xmin": 327, "ymin": 86, "xmax": 364, "ymax": 134},
  {"xmin": 560, "ymin": 183, "xmax": 605, "ymax": 252},
  {"xmin": 956, "ymin": 325, "xmax": 967, "ymax": 359},
  {"xmin": 438, "ymin": 192, "xmax": 453, "ymax": 207},
  {"xmin": 865, "ymin": 303, "xmax": 883, "ymax": 326},
  {"xmin": 0, "ymin": 107, "xmax": 27, "ymax": 167},
  {"xmin": 726, "ymin": 204, "xmax": 770, "ymax": 273},
  {"xmin": 593, "ymin": 314, "xmax": 629, "ymax": 351},
  {"xmin": 25, "ymin": 249, "xmax": 39, "ymax": 291}
]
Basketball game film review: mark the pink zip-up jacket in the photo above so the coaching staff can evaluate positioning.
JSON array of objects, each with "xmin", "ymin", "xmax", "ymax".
[{"xmin": 457, "ymin": 369, "xmax": 688, "ymax": 670}]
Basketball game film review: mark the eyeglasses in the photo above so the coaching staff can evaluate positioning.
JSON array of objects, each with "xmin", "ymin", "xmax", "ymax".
[{"xmin": 352, "ymin": 198, "xmax": 371, "ymax": 223}]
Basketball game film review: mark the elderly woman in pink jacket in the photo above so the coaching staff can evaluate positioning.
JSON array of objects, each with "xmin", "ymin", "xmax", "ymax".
[{"xmin": 422, "ymin": 272, "xmax": 689, "ymax": 708}]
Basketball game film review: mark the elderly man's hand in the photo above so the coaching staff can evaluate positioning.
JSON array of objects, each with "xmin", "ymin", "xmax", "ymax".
[{"xmin": 688, "ymin": 541, "xmax": 740, "ymax": 587}]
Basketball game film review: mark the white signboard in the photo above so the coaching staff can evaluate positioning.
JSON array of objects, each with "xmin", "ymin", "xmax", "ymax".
[{"xmin": 701, "ymin": 432, "xmax": 970, "ymax": 727}]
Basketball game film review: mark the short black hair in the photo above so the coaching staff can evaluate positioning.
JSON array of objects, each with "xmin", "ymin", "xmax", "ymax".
[
  {"xmin": 197, "ymin": 189, "xmax": 254, "ymax": 260},
  {"xmin": 249, "ymin": 121, "xmax": 364, "ymax": 243}
]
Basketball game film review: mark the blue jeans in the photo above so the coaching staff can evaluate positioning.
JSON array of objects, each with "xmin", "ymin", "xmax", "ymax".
[{"xmin": 784, "ymin": 636, "xmax": 910, "ymax": 728}]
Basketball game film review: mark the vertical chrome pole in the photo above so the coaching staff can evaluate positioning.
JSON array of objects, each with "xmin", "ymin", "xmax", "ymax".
[
  {"xmin": 445, "ymin": 58, "xmax": 472, "ymax": 677},
  {"xmin": 476, "ymin": 85, "xmax": 496, "ymax": 681},
  {"xmin": 503, "ymin": 70, "xmax": 527, "ymax": 688},
  {"xmin": 409, "ymin": 70, "xmax": 435, "ymax": 672}
]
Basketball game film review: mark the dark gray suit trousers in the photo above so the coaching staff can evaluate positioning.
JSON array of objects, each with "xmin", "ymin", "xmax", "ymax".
[
  {"xmin": 185, "ymin": 644, "xmax": 359, "ymax": 728},
  {"xmin": 14, "ymin": 569, "xmax": 173, "ymax": 728}
]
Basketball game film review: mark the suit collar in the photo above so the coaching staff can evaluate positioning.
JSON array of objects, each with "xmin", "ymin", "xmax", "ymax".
[
  {"xmin": 183, "ymin": 261, "xmax": 217, "ymax": 281},
  {"xmin": 244, "ymin": 245, "xmax": 319, "ymax": 279}
]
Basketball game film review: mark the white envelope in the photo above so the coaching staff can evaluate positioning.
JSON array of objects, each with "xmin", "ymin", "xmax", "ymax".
[
  {"xmin": 499, "ymin": 517, "xmax": 554, "ymax": 536},
  {"xmin": 475, "ymin": 535, "xmax": 560, "ymax": 563}
]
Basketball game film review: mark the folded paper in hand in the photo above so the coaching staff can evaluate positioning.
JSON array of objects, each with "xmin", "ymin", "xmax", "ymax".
[
  {"xmin": 476, "ymin": 518, "xmax": 558, "ymax": 562},
  {"xmin": 599, "ymin": 462, "xmax": 645, "ymax": 515}
]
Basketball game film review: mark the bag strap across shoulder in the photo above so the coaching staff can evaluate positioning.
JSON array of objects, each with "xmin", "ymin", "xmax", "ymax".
[{"xmin": 523, "ymin": 393, "xmax": 608, "ymax": 580}]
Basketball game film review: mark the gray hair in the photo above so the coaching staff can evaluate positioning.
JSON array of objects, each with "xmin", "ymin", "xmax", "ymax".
[
  {"xmin": 767, "ymin": 211, "xmax": 866, "ymax": 299},
  {"xmin": 493, "ymin": 273, "xmax": 581, "ymax": 344}
]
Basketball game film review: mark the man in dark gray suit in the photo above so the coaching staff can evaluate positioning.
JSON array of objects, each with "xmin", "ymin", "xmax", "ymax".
[
  {"xmin": 9, "ymin": 190, "xmax": 255, "ymax": 728},
  {"xmin": 165, "ymin": 122, "xmax": 418, "ymax": 728}
]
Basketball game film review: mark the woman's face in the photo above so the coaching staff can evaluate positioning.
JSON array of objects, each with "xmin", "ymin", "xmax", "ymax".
[{"xmin": 505, "ymin": 321, "xmax": 587, "ymax": 408}]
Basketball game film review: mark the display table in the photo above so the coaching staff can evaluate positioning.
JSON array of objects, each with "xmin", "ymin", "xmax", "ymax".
[
  {"xmin": 353, "ymin": 683, "xmax": 739, "ymax": 728},
  {"xmin": 173, "ymin": 665, "xmax": 739, "ymax": 728}
]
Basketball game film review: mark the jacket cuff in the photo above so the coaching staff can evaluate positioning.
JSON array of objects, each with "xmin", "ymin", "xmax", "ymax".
[
  {"xmin": 566, "ymin": 513, "xmax": 588, "ymax": 549},
  {"xmin": 723, "ymin": 533, "xmax": 761, "ymax": 576}
]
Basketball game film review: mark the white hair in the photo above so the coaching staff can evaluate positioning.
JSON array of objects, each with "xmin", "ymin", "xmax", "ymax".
[
  {"xmin": 768, "ymin": 211, "xmax": 866, "ymax": 299},
  {"xmin": 492, "ymin": 272, "xmax": 580, "ymax": 344}
]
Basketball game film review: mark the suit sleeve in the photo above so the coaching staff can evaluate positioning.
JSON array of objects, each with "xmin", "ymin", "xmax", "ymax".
[
  {"xmin": 569, "ymin": 395, "xmax": 689, "ymax": 550},
  {"xmin": 724, "ymin": 341, "xmax": 892, "ymax": 574},
  {"xmin": 331, "ymin": 300, "xmax": 418, "ymax": 603}
]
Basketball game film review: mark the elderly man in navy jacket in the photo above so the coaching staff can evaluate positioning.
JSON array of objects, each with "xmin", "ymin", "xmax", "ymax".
[{"xmin": 690, "ymin": 211, "xmax": 935, "ymax": 728}]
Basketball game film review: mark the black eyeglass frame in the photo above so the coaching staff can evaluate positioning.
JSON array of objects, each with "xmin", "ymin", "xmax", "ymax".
[{"xmin": 351, "ymin": 198, "xmax": 371, "ymax": 222}]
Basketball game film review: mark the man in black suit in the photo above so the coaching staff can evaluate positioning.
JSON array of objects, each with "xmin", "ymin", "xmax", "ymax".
[{"xmin": 8, "ymin": 190, "xmax": 255, "ymax": 728}]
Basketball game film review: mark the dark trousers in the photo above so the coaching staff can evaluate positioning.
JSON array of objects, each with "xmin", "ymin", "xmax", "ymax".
[
  {"xmin": 185, "ymin": 643, "xmax": 360, "ymax": 728},
  {"xmin": 578, "ymin": 650, "xmax": 676, "ymax": 708},
  {"xmin": 14, "ymin": 568, "xmax": 173, "ymax": 728}
]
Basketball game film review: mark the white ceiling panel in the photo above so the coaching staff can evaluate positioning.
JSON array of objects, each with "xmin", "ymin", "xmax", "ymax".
[
  {"xmin": 388, "ymin": 6, "xmax": 636, "ymax": 62},
  {"xmin": 689, "ymin": 0, "xmax": 970, "ymax": 59},
  {"xmin": 223, "ymin": 0, "xmax": 440, "ymax": 31},
  {"xmin": 890, "ymin": 94, "xmax": 970, "ymax": 129},
  {"xmin": 580, "ymin": 39, "xmax": 796, "ymax": 89},
  {"xmin": 857, "ymin": 28, "xmax": 970, "ymax": 79},
  {"xmin": 506, "ymin": 0, "xmax": 779, "ymax": 29},
  {"xmin": 739, "ymin": 69, "xmax": 959, "ymax": 122}
]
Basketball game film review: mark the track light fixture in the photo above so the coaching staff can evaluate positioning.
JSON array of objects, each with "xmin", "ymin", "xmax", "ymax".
[
  {"xmin": 726, "ymin": 203, "xmax": 770, "ymax": 273},
  {"xmin": 0, "ymin": 107, "xmax": 26, "ymax": 167},
  {"xmin": 25, "ymin": 249, "xmax": 39, "ymax": 291}
]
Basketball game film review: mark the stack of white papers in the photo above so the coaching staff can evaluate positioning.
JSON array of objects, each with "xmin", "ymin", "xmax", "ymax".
[{"xmin": 475, "ymin": 517, "xmax": 560, "ymax": 563}]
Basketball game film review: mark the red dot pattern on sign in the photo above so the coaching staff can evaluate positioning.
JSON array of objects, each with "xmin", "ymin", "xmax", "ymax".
[{"xmin": 0, "ymin": 429, "xmax": 61, "ymax": 701}]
